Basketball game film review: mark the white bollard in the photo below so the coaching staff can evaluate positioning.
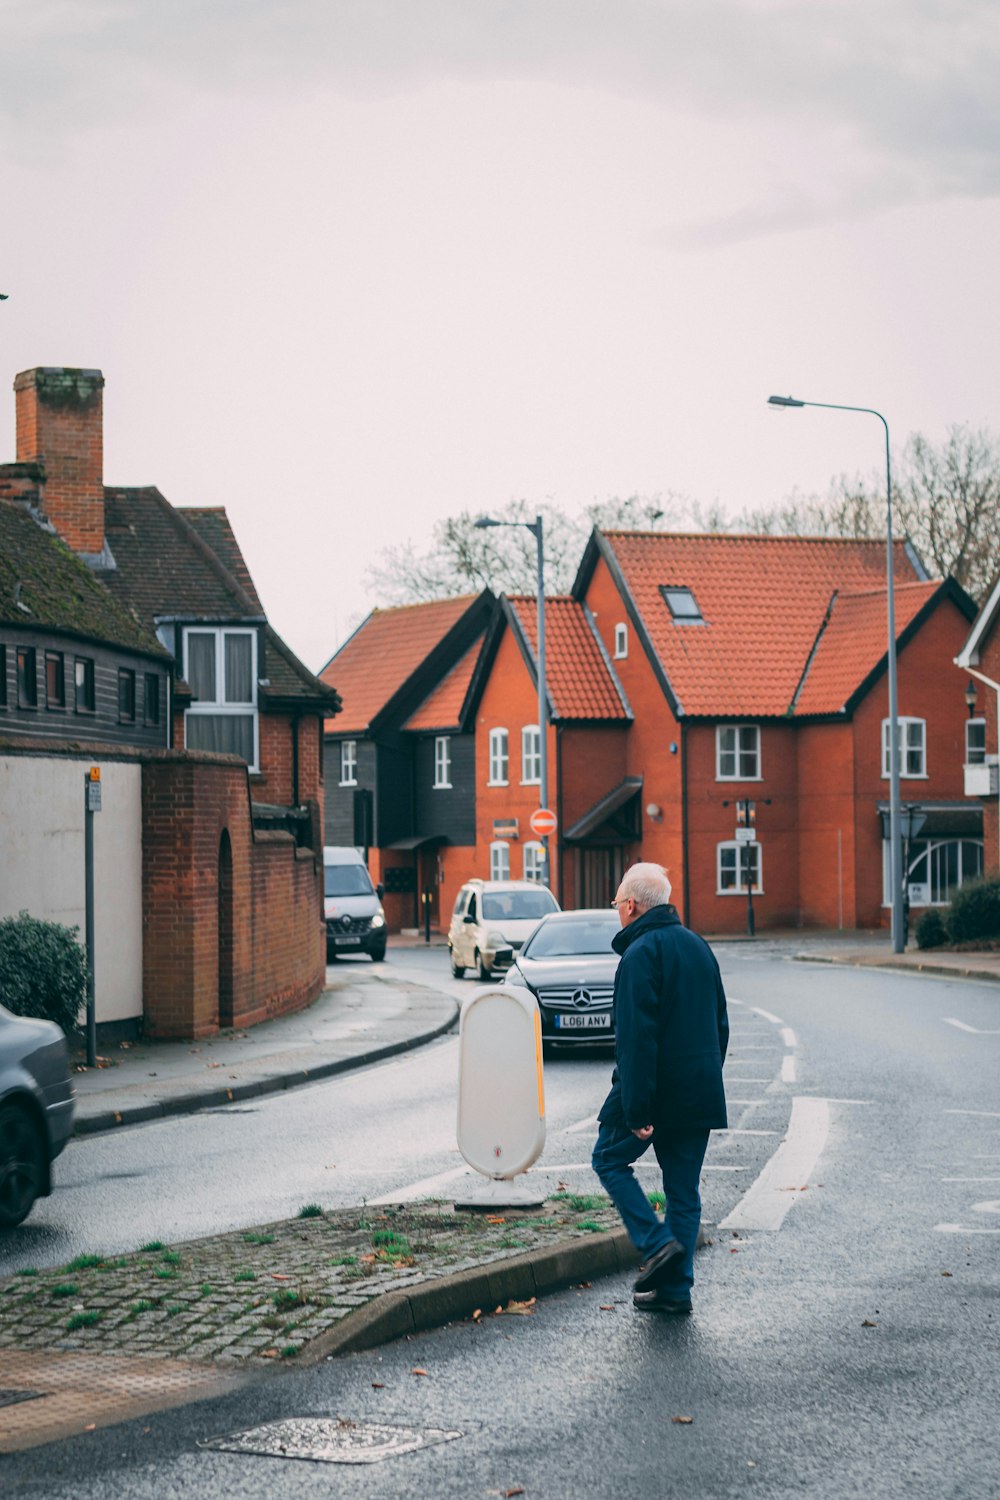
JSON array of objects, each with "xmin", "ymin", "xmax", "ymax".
[{"xmin": 454, "ymin": 984, "xmax": 546, "ymax": 1209}]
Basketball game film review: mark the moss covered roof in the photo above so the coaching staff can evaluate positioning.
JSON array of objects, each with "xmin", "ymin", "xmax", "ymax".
[{"xmin": 0, "ymin": 500, "xmax": 166, "ymax": 656}]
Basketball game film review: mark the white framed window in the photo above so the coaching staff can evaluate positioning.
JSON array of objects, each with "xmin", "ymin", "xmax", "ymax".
[
  {"xmin": 433, "ymin": 735, "xmax": 452, "ymax": 788},
  {"xmin": 882, "ymin": 717, "xmax": 927, "ymax": 778},
  {"xmin": 488, "ymin": 727, "xmax": 509, "ymax": 785},
  {"xmin": 717, "ymin": 840, "xmax": 762, "ymax": 895},
  {"xmin": 966, "ymin": 718, "xmax": 987, "ymax": 766},
  {"xmin": 882, "ymin": 837, "xmax": 983, "ymax": 907},
  {"xmin": 614, "ymin": 622, "xmax": 628, "ymax": 659},
  {"xmin": 523, "ymin": 841, "xmax": 545, "ymax": 883},
  {"xmin": 490, "ymin": 840, "xmax": 510, "ymax": 881},
  {"xmin": 340, "ymin": 740, "xmax": 358, "ymax": 786},
  {"xmin": 521, "ymin": 724, "xmax": 541, "ymax": 785},
  {"xmin": 183, "ymin": 627, "xmax": 259, "ymax": 770},
  {"xmin": 716, "ymin": 724, "xmax": 761, "ymax": 781}
]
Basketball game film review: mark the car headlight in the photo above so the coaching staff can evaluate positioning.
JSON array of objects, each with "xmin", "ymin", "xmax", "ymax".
[
  {"xmin": 371, "ymin": 912, "xmax": 385, "ymax": 929},
  {"xmin": 504, "ymin": 965, "xmax": 528, "ymax": 987}
]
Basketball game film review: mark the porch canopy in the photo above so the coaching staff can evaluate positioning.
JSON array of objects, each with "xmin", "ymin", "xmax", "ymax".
[
  {"xmin": 386, "ymin": 834, "xmax": 450, "ymax": 850},
  {"xmin": 877, "ymin": 801, "xmax": 983, "ymax": 840},
  {"xmin": 565, "ymin": 776, "xmax": 643, "ymax": 844}
]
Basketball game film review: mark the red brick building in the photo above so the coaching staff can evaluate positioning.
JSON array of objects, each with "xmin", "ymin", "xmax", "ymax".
[
  {"xmin": 333, "ymin": 529, "xmax": 982, "ymax": 935},
  {"xmin": 1, "ymin": 366, "xmax": 339, "ymax": 1036},
  {"xmin": 955, "ymin": 574, "xmax": 1000, "ymax": 876}
]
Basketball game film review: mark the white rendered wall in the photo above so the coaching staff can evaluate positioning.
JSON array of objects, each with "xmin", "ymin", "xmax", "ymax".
[{"xmin": 0, "ymin": 755, "xmax": 143, "ymax": 1024}]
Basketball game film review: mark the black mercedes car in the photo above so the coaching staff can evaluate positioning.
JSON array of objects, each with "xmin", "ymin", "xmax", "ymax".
[{"xmin": 504, "ymin": 908, "xmax": 620, "ymax": 1052}]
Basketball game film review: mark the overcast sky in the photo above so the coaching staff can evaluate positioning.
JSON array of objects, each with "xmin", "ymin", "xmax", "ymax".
[{"xmin": 2, "ymin": 1, "xmax": 999, "ymax": 670}]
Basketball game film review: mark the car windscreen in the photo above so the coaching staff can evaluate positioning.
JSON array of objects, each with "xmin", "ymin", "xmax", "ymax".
[
  {"xmin": 480, "ymin": 889, "xmax": 558, "ymax": 922},
  {"xmin": 522, "ymin": 918, "xmax": 619, "ymax": 958},
  {"xmin": 324, "ymin": 865, "xmax": 374, "ymax": 898}
]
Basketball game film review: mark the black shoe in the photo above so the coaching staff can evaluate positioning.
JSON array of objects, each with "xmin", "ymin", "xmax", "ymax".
[
  {"xmin": 633, "ymin": 1289, "xmax": 692, "ymax": 1315},
  {"xmin": 633, "ymin": 1238, "xmax": 684, "ymax": 1293}
]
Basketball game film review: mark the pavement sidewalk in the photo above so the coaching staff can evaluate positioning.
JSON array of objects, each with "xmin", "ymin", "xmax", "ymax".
[
  {"xmin": 790, "ymin": 940, "xmax": 1000, "ymax": 985},
  {"xmin": 71, "ymin": 969, "xmax": 459, "ymax": 1135}
]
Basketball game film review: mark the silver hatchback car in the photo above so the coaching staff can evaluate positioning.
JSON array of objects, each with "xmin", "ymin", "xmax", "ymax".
[{"xmin": 0, "ymin": 1004, "xmax": 75, "ymax": 1228}]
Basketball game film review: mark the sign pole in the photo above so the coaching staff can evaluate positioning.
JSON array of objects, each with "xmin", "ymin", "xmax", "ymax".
[{"xmin": 84, "ymin": 768, "xmax": 101, "ymax": 1067}]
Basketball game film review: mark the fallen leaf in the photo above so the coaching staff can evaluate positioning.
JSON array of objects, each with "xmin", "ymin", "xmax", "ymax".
[
  {"xmin": 371, "ymin": 1382, "xmax": 385, "ymax": 1389},
  {"xmin": 574, "ymin": 1281, "xmax": 593, "ymax": 1289},
  {"xmin": 471, "ymin": 1308, "xmax": 483, "ymax": 1322},
  {"xmin": 501, "ymin": 1298, "xmax": 536, "ymax": 1316},
  {"xmin": 485, "ymin": 1215, "xmax": 506, "ymax": 1224},
  {"xmin": 672, "ymin": 1416, "xmax": 693, "ymax": 1425},
  {"xmin": 729, "ymin": 1248, "xmax": 739, "ymax": 1254},
  {"xmin": 411, "ymin": 1367, "xmax": 430, "ymax": 1377},
  {"xmin": 861, "ymin": 1319, "xmax": 878, "ymax": 1328},
  {"xmin": 270, "ymin": 1273, "xmax": 291, "ymax": 1281},
  {"xmin": 503, "ymin": 1488, "xmax": 525, "ymax": 1498},
  {"xmin": 207, "ymin": 1061, "xmax": 221, "ymax": 1069},
  {"xmin": 261, "ymin": 1349, "xmax": 278, "ymax": 1358},
  {"xmin": 84, "ymin": 1424, "xmax": 96, "ymax": 1432},
  {"xmin": 942, "ymin": 1271, "xmax": 953, "ymax": 1277}
]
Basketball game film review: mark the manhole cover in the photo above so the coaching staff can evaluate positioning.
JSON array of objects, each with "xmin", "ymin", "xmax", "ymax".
[
  {"xmin": 0, "ymin": 1390, "xmax": 47, "ymax": 1409},
  {"xmin": 202, "ymin": 1417, "xmax": 463, "ymax": 1465}
]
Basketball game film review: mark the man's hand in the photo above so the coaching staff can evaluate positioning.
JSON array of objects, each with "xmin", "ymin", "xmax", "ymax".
[{"xmin": 632, "ymin": 1124, "xmax": 654, "ymax": 1141}]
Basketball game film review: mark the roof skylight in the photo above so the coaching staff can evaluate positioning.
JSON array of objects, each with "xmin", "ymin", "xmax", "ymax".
[{"xmin": 660, "ymin": 586, "xmax": 704, "ymax": 624}]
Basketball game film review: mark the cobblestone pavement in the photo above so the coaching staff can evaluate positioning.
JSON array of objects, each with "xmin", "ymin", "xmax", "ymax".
[{"xmin": 0, "ymin": 1196, "xmax": 621, "ymax": 1369}]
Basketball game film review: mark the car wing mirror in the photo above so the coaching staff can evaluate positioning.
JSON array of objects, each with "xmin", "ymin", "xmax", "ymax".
[
  {"xmin": 463, "ymin": 913, "xmax": 476, "ymax": 924},
  {"xmin": 375, "ymin": 882, "xmax": 385, "ymax": 899}
]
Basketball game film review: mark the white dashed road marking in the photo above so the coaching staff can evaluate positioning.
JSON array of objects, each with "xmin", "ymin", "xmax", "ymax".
[
  {"xmin": 780, "ymin": 1055, "xmax": 797, "ymax": 1083},
  {"xmin": 780, "ymin": 1027, "xmax": 797, "ymax": 1049},
  {"xmin": 718, "ymin": 1096, "xmax": 830, "ymax": 1231},
  {"xmin": 942, "ymin": 1018, "xmax": 1000, "ymax": 1034},
  {"xmin": 935, "ymin": 1223, "xmax": 1000, "ymax": 1234},
  {"xmin": 945, "ymin": 1110, "xmax": 1000, "ymax": 1119},
  {"xmin": 751, "ymin": 1007, "xmax": 784, "ymax": 1024}
]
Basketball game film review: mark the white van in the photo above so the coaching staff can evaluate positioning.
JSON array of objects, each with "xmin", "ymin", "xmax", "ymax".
[{"xmin": 323, "ymin": 847, "xmax": 387, "ymax": 962}]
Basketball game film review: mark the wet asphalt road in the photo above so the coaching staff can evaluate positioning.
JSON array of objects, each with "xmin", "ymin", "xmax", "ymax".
[{"xmin": 2, "ymin": 945, "xmax": 999, "ymax": 1496}]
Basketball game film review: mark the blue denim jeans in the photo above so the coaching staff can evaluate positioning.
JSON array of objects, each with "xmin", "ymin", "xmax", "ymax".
[{"xmin": 592, "ymin": 1122, "xmax": 710, "ymax": 1294}]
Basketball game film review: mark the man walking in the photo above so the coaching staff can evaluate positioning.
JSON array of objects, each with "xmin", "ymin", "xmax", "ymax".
[{"xmin": 592, "ymin": 863, "xmax": 728, "ymax": 1314}]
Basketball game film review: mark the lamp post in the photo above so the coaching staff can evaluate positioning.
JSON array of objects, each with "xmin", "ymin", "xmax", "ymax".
[
  {"xmin": 767, "ymin": 393, "xmax": 905, "ymax": 952},
  {"xmin": 474, "ymin": 514, "xmax": 550, "ymax": 887}
]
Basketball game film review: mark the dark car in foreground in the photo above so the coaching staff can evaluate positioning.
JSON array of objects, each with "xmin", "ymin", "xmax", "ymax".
[
  {"xmin": 0, "ymin": 1004, "xmax": 75, "ymax": 1228},
  {"xmin": 504, "ymin": 908, "xmax": 620, "ymax": 1051}
]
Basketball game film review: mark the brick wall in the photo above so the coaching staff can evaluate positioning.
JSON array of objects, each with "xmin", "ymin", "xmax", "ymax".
[
  {"xmin": 142, "ymin": 753, "xmax": 324, "ymax": 1038},
  {"xmin": 968, "ymin": 623, "xmax": 1000, "ymax": 875}
]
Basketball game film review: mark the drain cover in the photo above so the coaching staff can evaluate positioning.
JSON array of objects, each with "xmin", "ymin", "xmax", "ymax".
[
  {"xmin": 203, "ymin": 1417, "xmax": 463, "ymax": 1465},
  {"xmin": 0, "ymin": 1390, "xmax": 47, "ymax": 1409}
]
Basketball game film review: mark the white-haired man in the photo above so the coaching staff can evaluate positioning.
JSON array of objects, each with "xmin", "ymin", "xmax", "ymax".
[{"xmin": 591, "ymin": 862, "xmax": 728, "ymax": 1313}]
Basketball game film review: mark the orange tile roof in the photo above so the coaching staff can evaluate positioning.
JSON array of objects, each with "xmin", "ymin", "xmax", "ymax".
[
  {"xmin": 794, "ymin": 580, "xmax": 940, "ymax": 715},
  {"xmin": 321, "ymin": 596, "xmax": 476, "ymax": 734},
  {"xmin": 404, "ymin": 635, "xmax": 483, "ymax": 731},
  {"xmin": 508, "ymin": 596, "xmax": 629, "ymax": 721},
  {"xmin": 601, "ymin": 532, "xmax": 921, "ymax": 716}
]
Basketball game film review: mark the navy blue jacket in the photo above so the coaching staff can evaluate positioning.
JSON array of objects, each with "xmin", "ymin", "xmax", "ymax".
[{"xmin": 598, "ymin": 904, "xmax": 729, "ymax": 1132}]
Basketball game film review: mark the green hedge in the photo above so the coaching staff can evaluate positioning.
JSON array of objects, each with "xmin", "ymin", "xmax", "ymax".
[
  {"xmin": 915, "ymin": 908, "xmax": 948, "ymax": 950},
  {"xmin": 0, "ymin": 911, "xmax": 87, "ymax": 1036},
  {"xmin": 945, "ymin": 877, "xmax": 1000, "ymax": 944}
]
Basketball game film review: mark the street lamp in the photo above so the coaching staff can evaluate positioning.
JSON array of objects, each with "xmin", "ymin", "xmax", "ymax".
[
  {"xmin": 767, "ymin": 393, "xmax": 906, "ymax": 953},
  {"xmin": 474, "ymin": 513, "xmax": 550, "ymax": 888}
]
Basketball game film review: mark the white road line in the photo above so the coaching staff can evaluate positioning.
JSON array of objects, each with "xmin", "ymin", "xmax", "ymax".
[
  {"xmin": 934, "ymin": 1223, "xmax": 1000, "ymax": 1235},
  {"xmin": 942, "ymin": 1018, "xmax": 1000, "ymax": 1034},
  {"xmin": 726, "ymin": 1098, "xmax": 766, "ymax": 1105},
  {"xmin": 724, "ymin": 1078, "xmax": 772, "ymax": 1084},
  {"xmin": 944, "ymin": 1110, "xmax": 1000, "ymax": 1119},
  {"xmin": 752, "ymin": 1007, "xmax": 784, "ymax": 1024},
  {"xmin": 942, "ymin": 1177, "xmax": 1000, "ymax": 1183},
  {"xmin": 700, "ymin": 1165, "xmax": 750, "ymax": 1172},
  {"xmin": 718, "ymin": 1097, "xmax": 830, "ymax": 1231},
  {"xmin": 561, "ymin": 1116, "xmax": 598, "ymax": 1135},
  {"xmin": 780, "ymin": 1027, "xmax": 797, "ymax": 1049},
  {"xmin": 370, "ymin": 1165, "xmax": 471, "ymax": 1203},
  {"xmin": 971, "ymin": 1199, "xmax": 1000, "ymax": 1214},
  {"xmin": 711, "ymin": 1129, "xmax": 780, "ymax": 1136},
  {"xmin": 781, "ymin": 1055, "xmax": 797, "ymax": 1083}
]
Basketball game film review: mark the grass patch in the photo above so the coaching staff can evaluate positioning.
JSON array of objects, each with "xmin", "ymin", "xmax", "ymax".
[
  {"xmin": 65, "ymin": 1254, "xmax": 105, "ymax": 1272},
  {"xmin": 576, "ymin": 1220, "xmax": 604, "ymax": 1233},
  {"xmin": 200, "ymin": 1283, "xmax": 214, "ymax": 1297},
  {"xmin": 497, "ymin": 1236, "xmax": 527, "ymax": 1250},
  {"xmin": 342, "ymin": 1266, "xmax": 368, "ymax": 1281},
  {"xmin": 553, "ymin": 1193, "xmax": 606, "ymax": 1212},
  {"xmin": 50, "ymin": 1283, "xmax": 79, "ymax": 1299},
  {"xmin": 280, "ymin": 1345, "xmax": 299, "ymax": 1359},
  {"xmin": 130, "ymin": 1300, "xmax": 155, "ymax": 1317},
  {"xmin": 139, "ymin": 1241, "xmax": 164, "ymax": 1253},
  {"xmin": 160, "ymin": 1249, "xmax": 182, "ymax": 1266},
  {"xmin": 329, "ymin": 1254, "xmax": 357, "ymax": 1267},
  {"xmin": 371, "ymin": 1229, "xmax": 412, "ymax": 1261},
  {"xmin": 165, "ymin": 1304, "xmax": 183, "ymax": 1317},
  {"xmin": 97, "ymin": 1258, "xmax": 130, "ymax": 1273},
  {"xmin": 16, "ymin": 1267, "xmax": 38, "ymax": 1278},
  {"xmin": 66, "ymin": 1310, "xmax": 101, "ymax": 1331},
  {"xmin": 647, "ymin": 1190, "xmax": 665, "ymax": 1211},
  {"xmin": 272, "ymin": 1288, "xmax": 303, "ymax": 1312},
  {"xmin": 154, "ymin": 1267, "xmax": 178, "ymax": 1281},
  {"xmin": 242, "ymin": 1232, "xmax": 275, "ymax": 1246},
  {"xmin": 297, "ymin": 1204, "xmax": 324, "ymax": 1219},
  {"xmin": 234, "ymin": 1269, "xmax": 257, "ymax": 1283}
]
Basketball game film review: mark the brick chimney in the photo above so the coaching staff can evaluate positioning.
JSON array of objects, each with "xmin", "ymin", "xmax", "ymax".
[{"xmin": 14, "ymin": 366, "xmax": 106, "ymax": 557}]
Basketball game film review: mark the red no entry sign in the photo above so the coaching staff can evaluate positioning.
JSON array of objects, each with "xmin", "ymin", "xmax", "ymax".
[{"xmin": 529, "ymin": 807, "xmax": 557, "ymax": 837}]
